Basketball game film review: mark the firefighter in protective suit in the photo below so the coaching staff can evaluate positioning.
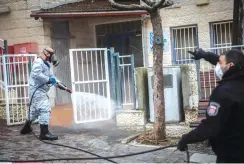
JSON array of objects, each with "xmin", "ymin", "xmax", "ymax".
[
  {"xmin": 177, "ymin": 49, "xmax": 244, "ymax": 163},
  {"xmin": 20, "ymin": 47, "xmax": 60, "ymax": 140}
]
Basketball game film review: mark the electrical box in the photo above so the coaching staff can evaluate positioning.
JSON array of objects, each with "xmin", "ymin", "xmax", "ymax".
[
  {"xmin": 13, "ymin": 42, "xmax": 38, "ymax": 54},
  {"xmin": 13, "ymin": 42, "xmax": 38, "ymax": 62},
  {"xmin": 148, "ymin": 66, "xmax": 182, "ymax": 123},
  {"xmin": 8, "ymin": 46, "xmax": 14, "ymax": 54},
  {"xmin": 0, "ymin": 46, "xmax": 15, "ymax": 73},
  {"xmin": 12, "ymin": 42, "xmax": 38, "ymax": 74},
  {"xmin": 0, "ymin": 47, "xmax": 3, "ymax": 55},
  {"xmin": 7, "ymin": 46, "xmax": 14, "ymax": 73}
]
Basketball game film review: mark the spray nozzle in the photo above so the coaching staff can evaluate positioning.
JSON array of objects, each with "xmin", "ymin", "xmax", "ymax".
[{"xmin": 54, "ymin": 79, "xmax": 72, "ymax": 94}]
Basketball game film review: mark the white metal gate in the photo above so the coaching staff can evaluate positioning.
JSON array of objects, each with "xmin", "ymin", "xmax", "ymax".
[
  {"xmin": 69, "ymin": 48, "xmax": 112, "ymax": 124},
  {"xmin": 2, "ymin": 54, "xmax": 37, "ymax": 125}
]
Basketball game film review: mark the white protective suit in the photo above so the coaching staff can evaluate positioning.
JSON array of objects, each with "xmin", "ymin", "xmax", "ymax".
[{"xmin": 28, "ymin": 57, "xmax": 55, "ymax": 125}]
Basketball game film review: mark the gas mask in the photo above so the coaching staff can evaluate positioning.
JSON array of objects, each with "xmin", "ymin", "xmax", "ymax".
[
  {"xmin": 43, "ymin": 48, "xmax": 59, "ymax": 67},
  {"xmin": 214, "ymin": 63, "xmax": 223, "ymax": 80}
]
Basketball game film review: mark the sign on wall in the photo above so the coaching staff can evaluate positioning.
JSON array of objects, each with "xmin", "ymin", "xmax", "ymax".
[
  {"xmin": 148, "ymin": 29, "xmax": 169, "ymax": 66},
  {"xmin": 149, "ymin": 31, "xmax": 169, "ymax": 53}
]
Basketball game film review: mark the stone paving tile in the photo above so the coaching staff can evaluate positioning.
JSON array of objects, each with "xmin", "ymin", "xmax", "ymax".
[{"xmin": 0, "ymin": 120, "xmax": 214, "ymax": 163}]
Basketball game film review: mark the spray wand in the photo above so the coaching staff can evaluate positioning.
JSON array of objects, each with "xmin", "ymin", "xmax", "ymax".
[{"xmin": 55, "ymin": 79, "xmax": 72, "ymax": 93}]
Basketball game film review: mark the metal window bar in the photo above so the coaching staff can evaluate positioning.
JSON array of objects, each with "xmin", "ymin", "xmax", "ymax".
[
  {"xmin": 198, "ymin": 21, "xmax": 233, "ymax": 100},
  {"xmin": 172, "ymin": 26, "xmax": 198, "ymax": 64},
  {"xmin": 198, "ymin": 44, "xmax": 244, "ymax": 101},
  {"xmin": 211, "ymin": 21, "xmax": 233, "ymax": 54}
]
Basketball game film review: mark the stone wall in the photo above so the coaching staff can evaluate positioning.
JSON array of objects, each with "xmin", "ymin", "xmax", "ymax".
[
  {"xmin": 0, "ymin": 0, "xmax": 57, "ymax": 107},
  {"xmin": 116, "ymin": 67, "xmax": 149, "ymax": 129},
  {"xmin": 0, "ymin": 104, "xmax": 28, "ymax": 122},
  {"xmin": 135, "ymin": 67, "xmax": 149, "ymax": 119},
  {"xmin": 180, "ymin": 64, "xmax": 199, "ymax": 124},
  {"xmin": 116, "ymin": 110, "xmax": 145, "ymax": 130},
  {"xmin": 40, "ymin": 0, "xmax": 79, "ymax": 9},
  {"xmin": 144, "ymin": 0, "xmax": 233, "ymax": 66},
  {"xmin": 0, "ymin": 0, "xmax": 51, "ymax": 52}
]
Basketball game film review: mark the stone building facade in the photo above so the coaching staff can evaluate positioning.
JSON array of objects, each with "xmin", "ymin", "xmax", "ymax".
[
  {"xmin": 144, "ymin": 0, "xmax": 233, "ymax": 66},
  {"xmin": 0, "ymin": 0, "xmax": 233, "ymax": 65},
  {"xmin": 0, "ymin": 0, "xmax": 79, "ymax": 51},
  {"xmin": 0, "ymin": 0, "xmax": 235, "ymax": 125}
]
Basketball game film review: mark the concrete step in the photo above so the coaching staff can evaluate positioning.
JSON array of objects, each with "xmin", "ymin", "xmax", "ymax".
[
  {"xmin": 189, "ymin": 117, "xmax": 205, "ymax": 128},
  {"xmin": 189, "ymin": 100, "xmax": 209, "ymax": 128}
]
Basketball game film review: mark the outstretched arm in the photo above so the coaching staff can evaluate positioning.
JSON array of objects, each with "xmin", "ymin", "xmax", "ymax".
[{"xmin": 188, "ymin": 49, "xmax": 219, "ymax": 65}]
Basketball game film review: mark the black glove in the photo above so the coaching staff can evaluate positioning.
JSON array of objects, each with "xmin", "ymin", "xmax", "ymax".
[
  {"xmin": 177, "ymin": 134, "xmax": 188, "ymax": 151},
  {"xmin": 188, "ymin": 48, "xmax": 207, "ymax": 60},
  {"xmin": 188, "ymin": 49, "xmax": 219, "ymax": 65}
]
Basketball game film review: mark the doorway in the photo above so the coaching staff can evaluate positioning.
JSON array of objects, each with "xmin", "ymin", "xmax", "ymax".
[
  {"xmin": 51, "ymin": 21, "xmax": 72, "ymax": 105},
  {"xmin": 96, "ymin": 20, "xmax": 143, "ymax": 110},
  {"xmin": 96, "ymin": 20, "xmax": 143, "ymax": 67}
]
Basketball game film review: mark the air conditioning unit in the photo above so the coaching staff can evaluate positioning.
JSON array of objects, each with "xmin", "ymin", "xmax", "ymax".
[{"xmin": 148, "ymin": 66, "xmax": 182, "ymax": 123}]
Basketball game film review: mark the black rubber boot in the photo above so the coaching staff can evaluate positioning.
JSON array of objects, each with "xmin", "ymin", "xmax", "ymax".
[
  {"xmin": 39, "ymin": 124, "xmax": 58, "ymax": 140},
  {"xmin": 20, "ymin": 120, "xmax": 32, "ymax": 135}
]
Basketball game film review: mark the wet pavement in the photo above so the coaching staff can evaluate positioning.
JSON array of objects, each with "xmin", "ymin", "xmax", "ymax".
[{"xmin": 0, "ymin": 119, "xmax": 194, "ymax": 163}]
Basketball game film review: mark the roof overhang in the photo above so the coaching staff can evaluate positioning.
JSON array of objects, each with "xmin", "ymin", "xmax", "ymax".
[{"xmin": 30, "ymin": 10, "xmax": 149, "ymax": 19}]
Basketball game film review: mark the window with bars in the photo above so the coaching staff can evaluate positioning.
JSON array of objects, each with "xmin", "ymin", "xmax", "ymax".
[
  {"xmin": 210, "ymin": 21, "xmax": 233, "ymax": 54},
  {"xmin": 171, "ymin": 25, "xmax": 198, "ymax": 64}
]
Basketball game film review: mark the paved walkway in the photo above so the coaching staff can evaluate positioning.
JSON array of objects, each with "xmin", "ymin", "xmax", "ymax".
[{"xmin": 0, "ymin": 119, "xmax": 215, "ymax": 163}]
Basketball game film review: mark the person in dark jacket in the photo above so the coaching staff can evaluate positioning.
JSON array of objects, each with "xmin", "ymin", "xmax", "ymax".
[{"xmin": 177, "ymin": 48, "xmax": 244, "ymax": 163}]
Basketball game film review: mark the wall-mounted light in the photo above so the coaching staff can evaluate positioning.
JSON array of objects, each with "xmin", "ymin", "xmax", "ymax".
[
  {"xmin": 0, "ymin": 6, "xmax": 10, "ymax": 14},
  {"xmin": 195, "ymin": 0, "xmax": 210, "ymax": 6}
]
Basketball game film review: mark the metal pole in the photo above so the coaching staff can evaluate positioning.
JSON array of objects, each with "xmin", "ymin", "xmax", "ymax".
[
  {"xmin": 4, "ymin": 40, "xmax": 8, "ymax": 54},
  {"xmin": 28, "ymin": 56, "xmax": 32, "ymax": 75},
  {"xmin": 109, "ymin": 48, "xmax": 116, "ymax": 103},
  {"xmin": 3, "ymin": 55, "xmax": 10, "ymax": 125},
  {"xmin": 130, "ymin": 55, "xmax": 136, "ymax": 110},
  {"xmin": 3, "ymin": 40, "xmax": 11, "ymax": 91},
  {"xmin": 116, "ymin": 53, "xmax": 122, "ymax": 109}
]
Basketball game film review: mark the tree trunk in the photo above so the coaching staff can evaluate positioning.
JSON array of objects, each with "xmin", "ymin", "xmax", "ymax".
[
  {"xmin": 150, "ymin": 10, "xmax": 166, "ymax": 141},
  {"xmin": 232, "ymin": 0, "xmax": 243, "ymax": 46},
  {"xmin": 241, "ymin": 0, "xmax": 244, "ymax": 45},
  {"xmin": 232, "ymin": 0, "xmax": 240, "ymax": 46}
]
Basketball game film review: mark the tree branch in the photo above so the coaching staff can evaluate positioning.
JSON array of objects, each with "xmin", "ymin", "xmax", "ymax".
[
  {"xmin": 141, "ymin": 0, "xmax": 155, "ymax": 6},
  {"xmin": 140, "ymin": 0, "xmax": 152, "ymax": 9},
  {"xmin": 108, "ymin": 0, "xmax": 152, "ymax": 11},
  {"xmin": 152, "ymin": 0, "xmax": 173, "ymax": 10}
]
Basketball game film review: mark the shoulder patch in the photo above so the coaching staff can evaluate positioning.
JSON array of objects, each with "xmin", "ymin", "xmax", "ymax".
[{"xmin": 207, "ymin": 102, "xmax": 220, "ymax": 116}]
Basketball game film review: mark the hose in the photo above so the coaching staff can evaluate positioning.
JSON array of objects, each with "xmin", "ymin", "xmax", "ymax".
[
  {"xmin": 0, "ymin": 144, "xmax": 191, "ymax": 163},
  {"xmin": 2, "ymin": 83, "xmax": 190, "ymax": 163},
  {"xmin": 28, "ymin": 84, "xmax": 116, "ymax": 163}
]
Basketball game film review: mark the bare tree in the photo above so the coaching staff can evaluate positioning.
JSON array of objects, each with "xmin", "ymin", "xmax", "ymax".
[{"xmin": 108, "ymin": 0, "xmax": 173, "ymax": 140}]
